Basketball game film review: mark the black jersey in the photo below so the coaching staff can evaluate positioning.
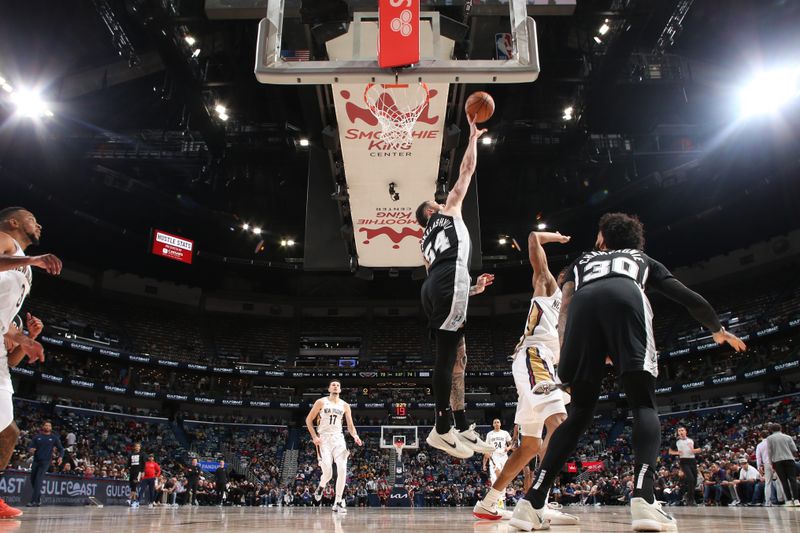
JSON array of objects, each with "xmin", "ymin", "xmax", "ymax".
[
  {"xmin": 564, "ymin": 249, "xmax": 673, "ymax": 292},
  {"xmin": 421, "ymin": 213, "xmax": 471, "ymax": 273}
]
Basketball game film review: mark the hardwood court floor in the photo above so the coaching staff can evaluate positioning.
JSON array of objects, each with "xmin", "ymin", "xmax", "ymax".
[{"xmin": 4, "ymin": 505, "xmax": 799, "ymax": 532}]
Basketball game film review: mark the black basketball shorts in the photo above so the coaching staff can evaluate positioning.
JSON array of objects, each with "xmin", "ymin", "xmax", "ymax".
[
  {"xmin": 421, "ymin": 264, "xmax": 470, "ymax": 331},
  {"xmin": 558, "ymin": 278, "xmax": 657, "ymax": 384}
]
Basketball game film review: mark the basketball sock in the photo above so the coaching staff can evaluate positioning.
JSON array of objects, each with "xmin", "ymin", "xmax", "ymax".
[
  {"xmin": 452, "ymin": 410, "xmax": 469, "ymax": 432},
  {"xmin": 483, "ymin": 487, "xmax": 503, "ymax": 506},
  {"xmin": 620, "ymin": 372, "xmax": 660, "ymax": 504},
  {"xmin": 633, "ymin": 464, "xmax": 655, "ymax": 504},
  {"xmin": 435, "ymin": 407, "xmax": 453, "ymax": 434},
  {"xmin": 433, "ymin": 330, "xmax": 462, "ymax": 434}
]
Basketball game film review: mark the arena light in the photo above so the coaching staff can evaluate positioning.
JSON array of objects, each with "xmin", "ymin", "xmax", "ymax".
[
  {"xmin": 738, "ymin": 67, "xmax": 800, "ymax": 117},
  {"xmin": 218, "ymin": 112, "xmax": 229, "ymax": 121},
  {"xmin": 498, "ymin": 237, "xmax": 507, "ymax": 245},
  {"xmin": 241, "ymin": 223, "xmax": 250, "ymax": 230},
  {"xmin": 286, "ymin": 239, "xmax": 296, "ymax": 247},
  {"xmin": 299, "ymin": 138, "xmax": 310, "ymax": 147},
  {"xmin": 280, "ymin": 239, "xmax": 287, "ymax": 247},
  {"xmin": 598, "ymin": 21, "xmax": 610, "ymax": 35},
  {"xmin": 10, "ymin": 88, "xmax": 52, "ymax": 118},
  {"xmin": 252, "ymin": 227, "xmax": 262, "ymax": 235},
  {"xmin": 593, "ymin": 36, "xmax": 602, "ymax": 44},
  {"xmin": 481, "ymin": 136, "xmax": 493, "ymax": 146},
  {"xmin": 563, "ymin": 106, "xmax": 574, "ymax": 120},
  {"xmin": 192, "ymin": 48, "xmax": 201, "ymax": 58},
  {"xmin": 184, "ymin": 35, "xmax": 196, "ymax": 46},
  {"xmin": 537, "ymin": 222, "xmax": 547, "ymax": 230}
]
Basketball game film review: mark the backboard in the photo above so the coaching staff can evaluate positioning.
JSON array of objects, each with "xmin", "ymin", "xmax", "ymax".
[{"xmin": 254, "ymin": 0, "xmax": 540, "ymax": 84}]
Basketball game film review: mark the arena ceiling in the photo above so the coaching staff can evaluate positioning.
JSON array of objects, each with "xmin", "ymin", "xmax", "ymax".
[{"xmin": 1, "ymin": 0, "xmax": 799, "ymax": 297}]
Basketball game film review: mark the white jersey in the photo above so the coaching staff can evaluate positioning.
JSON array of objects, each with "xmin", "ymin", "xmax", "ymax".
[
  {"xmin": 486, "ymin": 429, "xmax": 511, "ymax": 458},
  {"xmin": 515, "ymin": 288, "xmax": 561, "ymax": 362},
  {"xmin": 0, "ymin": 239, "xmax": 32, "ymax": 394},
  {"xmin": 317, "ymin": 397, "xmax": 346, "ymax": 437}
]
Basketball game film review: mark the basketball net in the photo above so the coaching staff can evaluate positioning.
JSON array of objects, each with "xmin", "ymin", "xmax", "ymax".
[{"xmin": 364, "ymin": 83, "xmax": 430, "ymax": 150}]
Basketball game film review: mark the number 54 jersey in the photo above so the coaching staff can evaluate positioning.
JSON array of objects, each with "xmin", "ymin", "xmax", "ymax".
[
  {"xmin": 561, "ymin": 249, "xmax": 674, "ymax": 379},
  {"xmin": 420, "ymin": 213, "xmax": 472, "ymax": 332}
]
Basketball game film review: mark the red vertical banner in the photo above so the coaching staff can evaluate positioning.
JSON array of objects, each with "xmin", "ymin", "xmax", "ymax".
[{"xmin": 378, "ymin": 0, "xmax": 420, "ymax": 68}]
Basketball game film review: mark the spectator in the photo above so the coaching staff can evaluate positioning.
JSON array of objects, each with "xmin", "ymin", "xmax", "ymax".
[
  {"xmin": 734, "ymin": 458, "xmax": 759, "ymax": 505},
  {"xmin": 141, "ymin": 454, "xmax": 161, "ymax": 507}
]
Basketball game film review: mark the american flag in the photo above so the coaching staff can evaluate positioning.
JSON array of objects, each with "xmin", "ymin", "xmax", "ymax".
[{"xmin": 281, "ymin": 49, "xmax": 311, "ymax": 62}]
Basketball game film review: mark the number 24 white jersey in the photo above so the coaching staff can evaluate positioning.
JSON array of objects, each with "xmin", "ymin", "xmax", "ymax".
[{"xmin": 486, "ymin": 430, "xmax": 511, "ymax": 457}]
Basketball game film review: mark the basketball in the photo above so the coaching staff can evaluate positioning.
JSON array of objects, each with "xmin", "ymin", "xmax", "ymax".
[{"xmin": 465, "ymin": 91, "xmax": 495, "ymax": 123}]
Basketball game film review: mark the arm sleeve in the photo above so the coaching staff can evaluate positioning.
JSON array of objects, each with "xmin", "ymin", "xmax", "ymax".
[{"xmin": 649, "ymin": 277, "xmax": 722, "ymax": 333}]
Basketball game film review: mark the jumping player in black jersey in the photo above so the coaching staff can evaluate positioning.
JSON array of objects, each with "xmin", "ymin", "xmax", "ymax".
[
  {"xmin": 415, "ymin": 114, "xmax": 494, "ymax": 460},
  {"xmin": 510, "ymin": 213, "xmax": 746, "ymax": 532}
]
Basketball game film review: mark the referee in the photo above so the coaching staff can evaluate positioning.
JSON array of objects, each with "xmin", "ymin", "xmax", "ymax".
[{"xmin": 669, "ymin": 427, "xmax": 700, "ymax": 506}]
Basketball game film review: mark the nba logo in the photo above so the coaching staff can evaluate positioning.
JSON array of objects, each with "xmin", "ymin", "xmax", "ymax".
[{"xmin": 495, "ymin": 33, "xmax": 513, "ymax": 60}]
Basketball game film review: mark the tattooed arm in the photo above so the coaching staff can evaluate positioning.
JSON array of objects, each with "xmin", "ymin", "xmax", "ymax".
[{"xmin": 449, "ymin": 336, "xmax": 467, "ymax": 411}]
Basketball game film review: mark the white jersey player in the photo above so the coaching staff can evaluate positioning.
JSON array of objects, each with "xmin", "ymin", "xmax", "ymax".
[
  {"xmin": 0, "ymin": 207, "xmax": 61, "ymax": 519},
  {"xmin": 305, "ymin": 380, "xmax": 362, "ymax": 513},
  {"xmin": 473, "ymin": 231, "xmax": 577, "ymax": 526},
  {"xmin": 483, "ymin": 419, "xmax": 512, "ymax": 504}
]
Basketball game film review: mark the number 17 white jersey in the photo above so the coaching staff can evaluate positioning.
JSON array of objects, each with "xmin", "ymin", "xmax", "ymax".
[{"xmin": 317, "ymin": 397, "xmax": 346, "ymax": 437}]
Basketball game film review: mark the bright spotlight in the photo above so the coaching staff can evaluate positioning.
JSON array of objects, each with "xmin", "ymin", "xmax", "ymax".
[
  {"xmin": 184, "ymin": 35, "xmax": 196, "ymax": 46},
  {"xmin": 598, "ymin": 21, "xmax": 610, "ymax": 35},
  {"xmin": 537, "ymin": 222, "xmax": 547, "ymax": 230},
  {"xmin": 563, "ymin": 106, "xmax": 574, "ymax": 120},
  {"xmin": 219, "ymin": 113, "xmax": 229, "ymax": 122},
  {"xmin": 286, "ymin": 239, "xmax": 296, "ymax": 247},
  {"xmin": 192, "ymin": 48, "xmax": 201, "ymax": 58},
  {"xmin": 10, "ymin": 89, "xmax": 52, "ymax": 118},
  {"xmin": 242, "ymin": 223, "xmax": 250, "ymax": 230},
  {"xmin": 481, "ymin": 136, "xmax": 492, "ymax": 145},
  {"xmin": 299, "ymin": 138, "xmax": 310, "ymax": 147},
  {"xmin": 252, "ymin": 227, "xmax": 262, "ymax": 235},
  {"xmin": 214, "ymin": 104, "xmax": 226, "ymax": 114},
  {"xmin": 498, "ymin": 237, "xmax": 507, "ymax": 245},
  {"xmin": 593, "ymin": 36, "xmax": 602, "ymax": 44},
  {"xmin": 739, "ymin": 68, "xmax": 800, "ymax": 117},
  {"xmin": 280, "ymin": 239, "xmax": 287, "ymax": 247},
  {"xmin": 1, "ymin": 83, "xmax": 12, "ymax": 93}
]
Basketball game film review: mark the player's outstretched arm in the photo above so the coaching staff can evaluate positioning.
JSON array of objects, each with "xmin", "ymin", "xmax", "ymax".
[
  {"xmin": 344, "ymin": 404, "xmax": 362, "ymax": 446},
  {"xmin": 653, "ymin": 277, "xmax": 746, "ymax": 352},
  {"xmin": 528, "ymin": 231, "xmax": 570, "ymax": 297},
  {"xmin": 305, "ymin": 399, "xmax": 323, "ymax": 445},
  {"xmin": 444, "ymin": 114, "xmax": 487, "ymax": 214},
  {"xmin": 0, "ymin": 233, "xmax": 62, "ymax": 275}
]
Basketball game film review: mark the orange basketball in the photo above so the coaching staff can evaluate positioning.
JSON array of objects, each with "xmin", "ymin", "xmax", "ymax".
[{"xmin": 465, "ymin": 91, "xmax": 495, "ymax": 123}]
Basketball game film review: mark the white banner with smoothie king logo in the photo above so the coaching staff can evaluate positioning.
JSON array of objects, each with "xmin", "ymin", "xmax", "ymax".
[{"xmin": 331, "ymin": 83, "xmax": 449, "ymax": 267}]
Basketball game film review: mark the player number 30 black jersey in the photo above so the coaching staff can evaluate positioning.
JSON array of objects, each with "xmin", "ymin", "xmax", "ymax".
[{"xmin": 565, "ymin": 249, "xmax": 673, "ymax": 291}]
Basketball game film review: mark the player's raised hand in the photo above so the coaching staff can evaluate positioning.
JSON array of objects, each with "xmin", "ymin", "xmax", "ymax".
[
  {"xmin": 712, "ymin": 328, "xmax": 747, "ymax": 352},
  {"xmin": 537, "ymin": 231, "xmax": 571, "ymax": 245},
  {"xmin": 29, "ymin": 253, "xmax": 62, "ymax": 275},
  {"xmin": 20, "ymin": 337, "xmax": 45, "ymax": 364},
  {"xmin": 354, "ymin": 436, "xmax": 363, "ymax": 447},
  {"xmin": 467, "ymin": 113, "xmax": 487, "ymax": 140},
  {"xmin": 26, "ymin": 313, "xmax": 43, "ymax": 340},
  {"xmin": 473, "ymin": 273, "xmax": 495, "ymax": 295}
]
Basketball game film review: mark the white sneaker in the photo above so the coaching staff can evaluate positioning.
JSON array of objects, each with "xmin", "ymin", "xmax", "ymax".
[
  {"xmin": 508, "ymin": 499, "xmax": 550, "ymax": 531},
  {"xmin": 472, "ymin": 499, "xmax": 512, "ymax": 521},
  {"xmin": 426, "ymin": 427, "xmax": 474, "ymax": 459},
  {"xmin": 544, "ymin": 503, "xmax": 579, "ymax": 525},
  {"xmin": 313, "ymin": 487, "xmax": 323, "ymax": 502},
  {"xmin": 631, "ymin": 497, "xmax": 677, "ymax": 531},
  {"xmin": 332, "ymin": 501, "xmax": 347, "ymax": 514},
  {"xmin": 131, "ymin": 501, "xmax": 139, "ymax": 509},
  {"xmin": 792, "ymin": 500, "xmax": 800, "ymax": 507},
  {"xmin": 456, "ymin": 424, "xmax": 495, "ymax": 454}
]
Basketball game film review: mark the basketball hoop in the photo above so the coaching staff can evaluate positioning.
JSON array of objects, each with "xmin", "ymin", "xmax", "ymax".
[
  {"xmin": 393, "ymin": 439, "xmax": 405, "ymax": 461},
  {"xmin": 364, "ymin": 83, "xmax": 430, "ymax": 150}
]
